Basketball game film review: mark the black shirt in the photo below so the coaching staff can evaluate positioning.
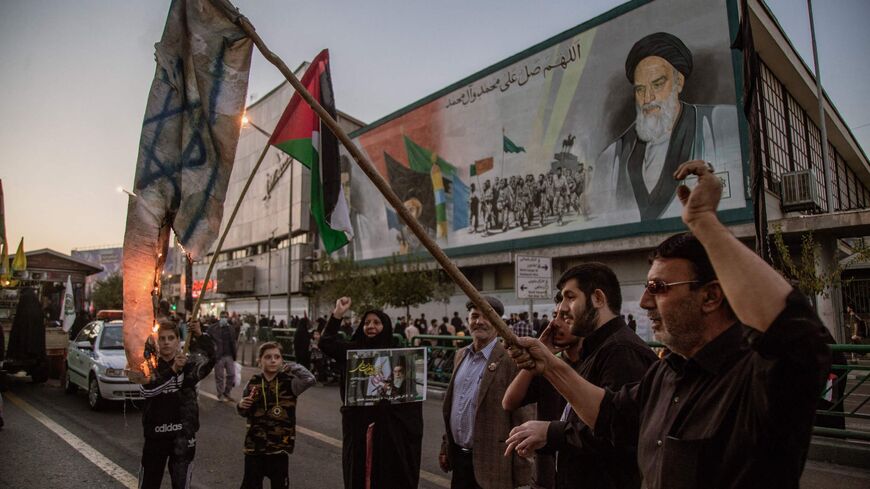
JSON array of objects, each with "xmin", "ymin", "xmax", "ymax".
[
  {"xmin": 595, "ymin": 289, "xmax": 831, "ymax": 489},
  {"xmin": 140, "ymin": 333, "xmax": 215, "ymax": 439},
  {"xmin": 523, "ymin": 317, "xmax": 657, "ymax": 489}
]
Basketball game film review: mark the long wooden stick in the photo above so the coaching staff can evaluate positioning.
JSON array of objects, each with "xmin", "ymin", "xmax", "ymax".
[
  {"xmin": 185, "ymin": 139, "xmax": 271, "ymax": 352},
  {"xmin": 208, "ymin": 0, "xmax": 519, "ymax": 347}
]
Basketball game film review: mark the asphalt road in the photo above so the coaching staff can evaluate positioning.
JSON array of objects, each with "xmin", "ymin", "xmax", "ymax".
[{"xmin": 1, "ymin": 366, "xmax": 869, "ymax": 489}]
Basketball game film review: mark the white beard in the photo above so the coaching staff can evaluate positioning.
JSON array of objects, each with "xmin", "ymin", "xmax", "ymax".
[{"xmin": 635, "ymin": 85, "xmax": 680, "ymax": 144}]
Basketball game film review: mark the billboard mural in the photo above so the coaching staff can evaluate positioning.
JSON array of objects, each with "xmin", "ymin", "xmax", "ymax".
[
  {"xmin": 348, "ymin": 0, "xmax": 747, "ymax": 260},
  {"xmin": 72, "ymin": 247, "xmax": 123, "ymax": 300}
]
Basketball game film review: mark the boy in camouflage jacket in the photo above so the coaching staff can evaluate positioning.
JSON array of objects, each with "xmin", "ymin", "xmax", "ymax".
[{"xmin": 237, "ymin": 342, "xmax": 315, "ymax": 489}]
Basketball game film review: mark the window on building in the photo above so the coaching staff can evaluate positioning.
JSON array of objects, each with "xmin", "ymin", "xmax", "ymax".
[
  {"xmin": 758, "ymin": 62, "xmax": 867, "ymax": 211},
  {"xmin": 786, "ymin": 94, "xmax": 809, "ymax": 172},
  {"xmin": 459, "ymin": 267, "xmax": 484, "ymax": 291},
  {"xmin": 759, "ymin": 63, "xmax": 790, "ymax": 190},
  {"xmin": 494, "ymin": 264, "xmax": 515, "ymax": 290}
]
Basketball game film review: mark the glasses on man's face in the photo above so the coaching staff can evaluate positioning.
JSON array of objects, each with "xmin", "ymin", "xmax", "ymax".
[{"xmin": 645, "ymin": 279, "xmax": 700, "ymax": 295}]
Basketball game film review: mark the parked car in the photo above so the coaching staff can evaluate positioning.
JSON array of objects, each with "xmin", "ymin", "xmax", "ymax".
[
  {"xmin": 64, "ymin": 320, "xmax": 142, "ymax": 410},
  {"xmin": 95, "ymin": 309, "xmax": 123, "ymax": 321}
]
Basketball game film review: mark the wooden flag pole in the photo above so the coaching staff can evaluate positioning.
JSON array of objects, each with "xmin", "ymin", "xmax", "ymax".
[
  {"xmin": 208, "ymin": 0, "xmax": 520, "ymax": 348},
  {"xmin": 185, "ymin": 140, "xmax": 271, "ymax": 352}
]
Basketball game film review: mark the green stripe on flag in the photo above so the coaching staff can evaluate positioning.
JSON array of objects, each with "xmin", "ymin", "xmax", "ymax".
[
  {"xmin": 274, "ymin": 139, "xmax": 316, "ymax": 169},
  {"xmin": 308, "ymin": 149, "xmax": 348, "ymax": 253}
]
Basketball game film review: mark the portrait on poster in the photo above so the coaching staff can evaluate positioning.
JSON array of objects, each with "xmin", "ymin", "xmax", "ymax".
[
  {"xmin": 348, "ymin": 0, "xmax": 746, "ymax": 260},
  {"xmin": 344, "ymin": 347, "xmax": 427, "ymax": 407}
]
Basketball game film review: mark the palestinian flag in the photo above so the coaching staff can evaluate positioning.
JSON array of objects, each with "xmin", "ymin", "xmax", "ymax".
[{"xmin": 270, "ymin": 49, "xmax": 352, "ymax": 253}]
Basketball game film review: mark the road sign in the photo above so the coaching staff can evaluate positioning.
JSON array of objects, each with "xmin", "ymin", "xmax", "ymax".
[{"xmin": 515, "ymin": 255, "xmax": 552, "ymax": 299}]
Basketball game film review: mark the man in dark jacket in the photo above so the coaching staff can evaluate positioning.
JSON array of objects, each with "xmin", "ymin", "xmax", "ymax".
[
  {"xmin": 208, "ymin": 311, "xmax": 238, "ymax": 402},
  {"xmin": 504, "ymin": 264, "xmax": 656, "ymax": 488},
  {"xmin": 510, "ymin": 161, "xmax": 831, "ymax": 489},
  {"xmin": 293, "ymin": 319, "xmax": 311, "ymax": 370},
  {"xmin": 132, "ymin": 318, "xmax": 215, "ymax": 489}
]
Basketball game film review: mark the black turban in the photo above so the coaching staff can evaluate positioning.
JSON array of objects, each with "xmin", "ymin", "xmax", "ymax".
[{"xmin": 625, "ymin": 32, "xmax": 693, "ymax": 82}]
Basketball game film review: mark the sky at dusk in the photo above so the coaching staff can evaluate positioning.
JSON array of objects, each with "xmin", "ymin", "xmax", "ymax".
[{"xmin": 1, "ymin": 0, "xmax": 868, "ymax": 255}]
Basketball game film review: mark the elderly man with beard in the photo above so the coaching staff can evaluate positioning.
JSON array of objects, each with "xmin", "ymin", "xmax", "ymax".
[
  {"xmin": 508, "ymin": 160, "xmax": 831, "ymax": 489},
  {"xmin": 503, "ymin": 264, "xmax": 656, "ymax": 489},
  {"xmin": 585, "ymin": 32, "xmax": 738, "ymax": 222}
]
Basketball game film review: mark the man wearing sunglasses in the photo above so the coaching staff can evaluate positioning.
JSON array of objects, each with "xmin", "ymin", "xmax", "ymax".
[{"xmin": 507, "ymin": 160, "xmax": 831, "ymax": 489}]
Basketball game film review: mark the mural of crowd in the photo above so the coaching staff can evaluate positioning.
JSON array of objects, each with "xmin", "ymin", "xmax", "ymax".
[{"xmin": 468, "ymin": 163, "xmax": 589, "ymax": 235}]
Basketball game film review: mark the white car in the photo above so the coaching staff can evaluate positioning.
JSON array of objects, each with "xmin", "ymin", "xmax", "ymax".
[{"xmin": 64, "ymin": 320, "xmax": 142, "ymax": 410}]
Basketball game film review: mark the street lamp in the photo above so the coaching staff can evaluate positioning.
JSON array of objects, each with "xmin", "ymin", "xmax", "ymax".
[
  {"xmin": 117, "ymin": 186, "xmax": 137, "ymax": 198},
  {"xmin": 241, "ymin": 113, "xmax": 271, "ymax": 138}
]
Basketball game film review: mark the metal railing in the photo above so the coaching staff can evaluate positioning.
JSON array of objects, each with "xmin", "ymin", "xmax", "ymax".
[
  {"xmin": 815, "ymin": 344, "xmax": 870, "ymax": 442},
  {"xmin": 268, "ymin": 328, "xmax": 409, "ymax": 362},
  {"xmin": 409, "ymin": 334, "xmax": 473, "ymax": 388},
  {"xmin": 257, "ymin": 330, "xmax": 870, "ymax": 441}
]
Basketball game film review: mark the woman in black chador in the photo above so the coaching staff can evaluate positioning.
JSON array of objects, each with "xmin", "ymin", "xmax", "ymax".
[
  {"xmin": 319, "ymin": 296, "xmax": 423, "ymax": 489},
  {"xmin": 6, "ymin": 287, "xmax": 47, "ymax": 381}
]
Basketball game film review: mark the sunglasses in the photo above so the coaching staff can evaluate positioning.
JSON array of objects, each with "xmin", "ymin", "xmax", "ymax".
[{"xmin": 645, "ymin": 279, "xmax": 700, "ymax": 295}]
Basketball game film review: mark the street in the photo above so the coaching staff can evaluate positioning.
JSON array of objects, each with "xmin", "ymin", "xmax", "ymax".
[{"xmin": 1, "ymin": 366, "xmax": 868, "ymax": 489}]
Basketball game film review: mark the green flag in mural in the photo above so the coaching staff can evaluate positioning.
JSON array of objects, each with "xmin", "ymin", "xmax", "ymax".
[{"xmin": 503, "ymin": 134, "xmax": 526, "ymax": 153}]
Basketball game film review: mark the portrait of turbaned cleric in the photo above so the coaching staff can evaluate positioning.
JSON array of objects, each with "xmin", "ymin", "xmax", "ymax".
[{"xmin": 585, "ymin": 31, "xmax": 740, "ymax": 223}]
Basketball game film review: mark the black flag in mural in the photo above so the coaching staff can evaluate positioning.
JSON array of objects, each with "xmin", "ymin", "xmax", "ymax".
[
  {"xmin": 732, "ymin": 0, "xmax": 770, "ymax": 263},
  {"xmin": 384, "ymin": 151, "xmax": 436, "ymax": 232}
]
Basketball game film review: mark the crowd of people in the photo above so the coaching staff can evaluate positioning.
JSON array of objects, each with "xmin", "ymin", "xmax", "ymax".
[{"xmin": 127, "ymin": 159, "xmax": 833, "ymax": 489}]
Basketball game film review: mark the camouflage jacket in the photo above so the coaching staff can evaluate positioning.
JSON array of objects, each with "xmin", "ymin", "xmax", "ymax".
[{"xmin": 237, "ymin": 365, "xmax": 314, "ymax": 454}]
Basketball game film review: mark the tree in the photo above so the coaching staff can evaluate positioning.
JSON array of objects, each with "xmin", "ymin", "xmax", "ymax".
[
  {"xmin": 377, "ymin": 254, "xmax": 452, "ymax": 320},
  {"xmin": 308, "ymin": 256, "xmax": 382, "ymax": 316},
  {"xmin": 770, "ymin": 225, "xmax": 870, "ymax": 298},
  {"xmin": 308, "ymin": 254, "xmax": 452, "ymax": 319},
  {"xmin": 92, "ymin": 274, "xmax": 123, "ymax": 310}
]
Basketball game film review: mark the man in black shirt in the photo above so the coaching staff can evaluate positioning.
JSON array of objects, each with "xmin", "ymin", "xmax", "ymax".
[
  {"xmin": 504, "ymin": 264, "xmax": 656, "ymax": 489},
  {"xmin": 503, "ymin": 294, "xmax": 572, "ymax": 488},
  {"xmin": 450, "ymin": 311, "xmax": 465, "ymax": 332},
  {"xmin": 508, "ymin": 160, "xmax": 831, "ymax": 489}
]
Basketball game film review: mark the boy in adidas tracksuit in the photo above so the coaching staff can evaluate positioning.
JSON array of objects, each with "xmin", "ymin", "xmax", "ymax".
[
  {"xmin": 237, "ymin": 341, "xmax": 315, "ymax": 489},
  {"xmin": 135, "ymin": 318, "xmax": 215, "ymax": 489}
]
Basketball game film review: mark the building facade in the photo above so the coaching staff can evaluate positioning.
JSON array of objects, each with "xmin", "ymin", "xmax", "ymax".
[
  {"xmin": 339, "ymin": 0, "xmax": 869, "ymax": 341},
  {"xmin": 193, "ymin": 64, "xmax": 364, "ymax": 322},
  {"xmin": 192, "ymin": 0, "xmax": 868, "ymax": 340}
]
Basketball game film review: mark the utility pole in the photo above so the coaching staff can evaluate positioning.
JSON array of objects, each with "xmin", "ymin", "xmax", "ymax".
[
  {"xmin": 268, "ymin": 228, "xmax": 277, "ymax": 320},
  {"xmin": 807, "ymin": 0, "xmax": 833, "ymax": 213},
  {"xmin": 287, "ymin": 159, "xmax": 294, "ymax": 324}
]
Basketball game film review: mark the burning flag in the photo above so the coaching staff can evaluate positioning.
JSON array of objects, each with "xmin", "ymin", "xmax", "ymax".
[{"xmin": 122, "ymin": 0, "xmax": 253, "ymax": 372}]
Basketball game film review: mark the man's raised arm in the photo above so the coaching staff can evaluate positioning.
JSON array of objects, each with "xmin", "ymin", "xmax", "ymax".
[{"xmin": 674, "ymin": 160, "xmax": 792, "ymax": 332}]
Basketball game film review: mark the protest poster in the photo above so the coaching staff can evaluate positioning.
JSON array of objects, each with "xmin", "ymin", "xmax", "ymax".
[{"xmin": 344, "ymin": 347, "xmax": 427, "ymax": 406}]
